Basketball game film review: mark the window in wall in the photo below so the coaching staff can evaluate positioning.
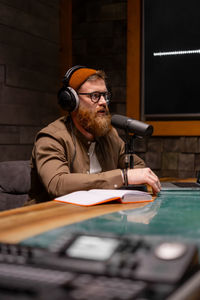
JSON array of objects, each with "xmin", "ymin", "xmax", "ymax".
[
  {"xmin": 127, "ymin": 0, "xmax": 200, "ymax": 136},
  {"xmin": 142, "ymin": 0, "xmax": 200, "ymax": 121}
]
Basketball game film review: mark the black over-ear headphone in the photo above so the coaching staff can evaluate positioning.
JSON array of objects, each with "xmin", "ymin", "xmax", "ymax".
[{"xmin": 57, "ymin": 65, "xmax": 86, "ymax": 112}]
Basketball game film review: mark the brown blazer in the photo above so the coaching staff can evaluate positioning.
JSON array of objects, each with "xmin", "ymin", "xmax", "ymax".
[{"xmin": 29, "ymin": 116, "xmax": 145, "ymax": 203}]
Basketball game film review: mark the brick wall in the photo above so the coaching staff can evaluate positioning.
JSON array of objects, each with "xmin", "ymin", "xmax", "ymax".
[
  {"xmin": 0, "ymin": 0, "xmax": 60, "ymax": 161},
  {"xmin": 134, "ymin": 136, "xmax": 200, "ymax": 178}
]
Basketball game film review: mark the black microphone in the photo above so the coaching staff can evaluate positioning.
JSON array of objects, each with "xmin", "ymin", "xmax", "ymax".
[{"xmin": 111, "ymin": 114, "xmax": 153, "ymax": 136}]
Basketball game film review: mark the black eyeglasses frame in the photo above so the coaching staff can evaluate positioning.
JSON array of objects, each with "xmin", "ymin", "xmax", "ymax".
[{"xmin": 78, "ymin": 91, "xmax": 111, "ymax": 104}]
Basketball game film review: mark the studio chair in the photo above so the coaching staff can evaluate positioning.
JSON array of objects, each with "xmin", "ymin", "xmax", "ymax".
[{"xmin": 0, "ymin": 160, "xmax": 31, "ymax": 211}]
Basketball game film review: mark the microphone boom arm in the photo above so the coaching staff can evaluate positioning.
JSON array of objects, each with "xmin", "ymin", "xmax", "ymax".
[{"xmin": 111, "ymin": 114, "xmax": 153, "ymax": 169}]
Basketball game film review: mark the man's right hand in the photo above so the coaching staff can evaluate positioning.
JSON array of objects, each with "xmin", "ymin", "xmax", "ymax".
[{"xmin": 127, "ymin": 168, "xmax": 161, "ymax": 194}]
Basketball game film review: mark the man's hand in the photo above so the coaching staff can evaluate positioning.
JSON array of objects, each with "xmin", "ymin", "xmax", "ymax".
[{"xmin": 127, "ymin": 168, "xmax": 161, "ymax": 194}]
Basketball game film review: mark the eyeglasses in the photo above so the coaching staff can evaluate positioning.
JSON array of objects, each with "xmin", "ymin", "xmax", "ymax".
[{"xmin": 78, "ymin": 91, "xmax": 111, "ymax": 104}]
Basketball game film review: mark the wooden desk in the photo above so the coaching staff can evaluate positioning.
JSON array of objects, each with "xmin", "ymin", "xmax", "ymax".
[
  {"xmin": 0, "ymin": 200, "xmax": 151, "ymax": 244},
  {"xmin": 0, "ymin": 178, "xmax": 196, "ymax": 244}
]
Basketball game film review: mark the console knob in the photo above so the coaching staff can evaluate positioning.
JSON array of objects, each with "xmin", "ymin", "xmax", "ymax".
[{"xmin": 154, "ymin": 242, "xmax": 187, "ymax": 260}]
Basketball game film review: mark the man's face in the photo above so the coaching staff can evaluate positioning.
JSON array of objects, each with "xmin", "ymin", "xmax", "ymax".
[{"xmin": 75, "ymin": 78, "xmax": 111, "ymax": 137}]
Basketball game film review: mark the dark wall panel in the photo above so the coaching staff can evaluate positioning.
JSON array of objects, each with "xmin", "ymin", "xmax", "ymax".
[{"xmin": 0, "ymin": 0, "xmax": 60, "ymax": 161}]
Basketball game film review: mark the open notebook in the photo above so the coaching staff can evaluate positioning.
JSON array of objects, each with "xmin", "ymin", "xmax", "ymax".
[{"xmin": 54, "ymin": 189, "xmax": 153, "ymax": 206}]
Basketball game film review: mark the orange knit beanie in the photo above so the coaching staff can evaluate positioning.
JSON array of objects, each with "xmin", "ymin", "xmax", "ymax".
[{"xmin": 69, "ymin": 67, "xmax": 97, "ymax": 90}]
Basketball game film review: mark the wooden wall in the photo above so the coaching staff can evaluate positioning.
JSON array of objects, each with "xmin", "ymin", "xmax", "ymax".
[
  {"xmin": 71, "ymin": 0, "xmax": 127, "ymax": 115},
  {"xmin": 0, "ymin": 0, "xmax": 60, "ymax": 161},
  {"xmin": 69, "ymin": 0, "xmax": 200, "ymax": 178},
  {"xmin": 1, "ymin": 0, "xmax": 199, "ymax": 178}
]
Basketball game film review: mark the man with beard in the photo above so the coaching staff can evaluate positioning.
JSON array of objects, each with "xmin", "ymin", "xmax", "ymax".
[{"xmin": 28, "ymin": 66, "xmax": 160, "ymax": 204}]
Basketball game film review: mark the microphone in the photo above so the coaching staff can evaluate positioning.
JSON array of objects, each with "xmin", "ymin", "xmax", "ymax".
[{"xmin": 111, "ymin": 114, "xmax": 153, "ymax": 136}]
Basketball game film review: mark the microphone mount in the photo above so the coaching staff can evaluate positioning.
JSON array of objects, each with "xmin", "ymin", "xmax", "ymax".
[
  {"xmin": 111, "ymin": 114, "xmax": 153, "ymax": 169},
  {"xmin": 124, "ymin": 131, "xmax": 139, "ymax": 169}
]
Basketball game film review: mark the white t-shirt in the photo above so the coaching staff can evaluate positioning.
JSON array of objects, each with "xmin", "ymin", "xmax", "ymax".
[{"xmin": 89, "ymin": 142, "xmax": 102, "ymax": 174}]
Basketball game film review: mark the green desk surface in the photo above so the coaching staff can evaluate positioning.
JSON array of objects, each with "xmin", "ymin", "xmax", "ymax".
[{"xmin": 21, "ymin": 191, "xmax": 200, "ymax": 252}]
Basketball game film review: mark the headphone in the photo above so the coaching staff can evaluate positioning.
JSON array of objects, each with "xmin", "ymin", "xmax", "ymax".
[{"xmin": 57, "ymin": 65, "xmax": 86, "ymax": 112}]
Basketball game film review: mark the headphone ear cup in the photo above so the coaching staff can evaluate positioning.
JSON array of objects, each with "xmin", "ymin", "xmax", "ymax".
[{"xmin": 58, "ymin": 87, "xmax": 79, "ymax": 112}]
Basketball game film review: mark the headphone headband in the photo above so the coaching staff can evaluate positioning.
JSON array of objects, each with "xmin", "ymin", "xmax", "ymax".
[{"xmin": 63, "ymin": 65, "xmax": 86, "ymax": 86}]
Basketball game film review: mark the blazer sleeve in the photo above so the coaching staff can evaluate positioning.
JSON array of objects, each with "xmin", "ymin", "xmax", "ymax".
[{"xmin": 33, "ymin": 134, "xmax": 124, "ymax": 199}]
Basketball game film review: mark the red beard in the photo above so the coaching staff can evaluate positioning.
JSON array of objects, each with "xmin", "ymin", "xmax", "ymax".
[{"xmin": 76, "ymin": 104, "xmax": 112, "ymax": 137}]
